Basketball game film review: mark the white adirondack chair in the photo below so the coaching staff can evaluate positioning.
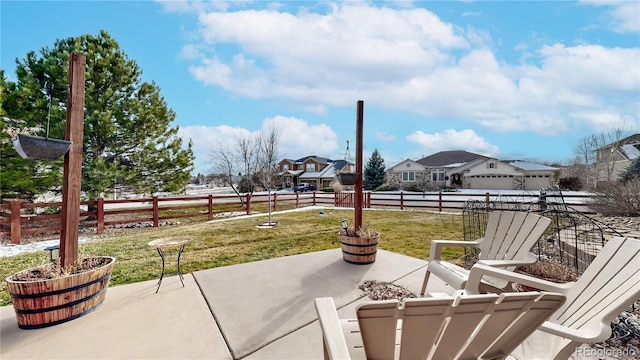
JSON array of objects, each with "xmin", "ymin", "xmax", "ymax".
[
  {"xmin": 421, "ymin": 210, "xmax": 552, "ymax": 295},
  {"xmin": 465, "ymin": 236, "xmax": 640, "ymax": 360},
  {"xmin": 314, "ymin": 292, "xmax": 565, "ymax": 360}
]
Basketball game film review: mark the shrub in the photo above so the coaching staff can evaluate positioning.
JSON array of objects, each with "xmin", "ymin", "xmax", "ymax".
[
  {"xmin": 374, "ymin": 184, "xmax": 395, "ymax": 191},
  {"xmin": 589, "ymin": 179, "xmax": 640, "ymax": 216},
  {"xmin": 558, "ymin": 177, "xmax": 582, "ymax": 191}
]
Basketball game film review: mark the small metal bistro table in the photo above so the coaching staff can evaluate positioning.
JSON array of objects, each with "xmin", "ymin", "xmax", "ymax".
[{"xmin": 147, "ymin": 237, "xmax": 191, "ymax": 293}]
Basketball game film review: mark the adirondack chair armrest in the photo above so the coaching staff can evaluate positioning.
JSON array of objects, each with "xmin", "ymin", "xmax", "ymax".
[
  {"xmin": 539, "ymin": 320, "xmax": 611, "ymax": 343},
  {"xmin": 430, "ymin": 239, "xmax": 483, "ymax": 260},
  {"xmin": 476, "ymin": 255, "xmax": 537, "ymax": 268},
  {"xmin": 314, "ymin": 297, "xmax": 352, "ymax": 360},
  {"xmin": 465, "ymin": 264, "xmax": 574, "ymax": 294}
]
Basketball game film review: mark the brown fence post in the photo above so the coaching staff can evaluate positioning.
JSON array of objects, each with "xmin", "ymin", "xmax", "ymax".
[
  {"xmin": 9, "ymin": 199, "xmax": 21, "ymax": 244},
  {"xmin": 97, "ymin": 198, "xmax": 104, "ymax": 234},
  {"xmin": 208, "ymin": 195, "xmax": 214, "ymax": 221},
  {"xmin": 273, "ymin": 193, "xmax": 277, "ymax": 212},
  {"xmin": 313, "ymin": 191, "xmax": 316, "ymax": 206},
  {"xmin": 438, "ymin": 191, "xmax": 443, "ymax": 212},
  {"xmin": 400, "ymin": 192, "xmax": 404, "ymax": 210},
  {"xmin": 246, "ymin": 194, "xmax": 251, "ymax": 215},
  {"xmin": 153, "ymin": 196, "xmax": 159, "ymax": 227},
  {"xmin": 296, "ymin": 192, "xmax": 299, "ymax": 208},
  {"xmin": 485, "ymin": 192, "xmax": 491, "ymax": 212}
]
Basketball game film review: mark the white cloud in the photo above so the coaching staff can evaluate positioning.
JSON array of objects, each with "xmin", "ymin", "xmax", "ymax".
[
  {"xmin": 169, "ymin": 2, "xmax": 638, "ymax": 137},
  {"xmin": 178, "ymin": 116, "xmax": 340, "ymax": 173},
  {"xmin": 580, "ymin": 0, "xmax": 640, "ymax": 33},
  {"xmin": 261, "ymin": 115, "xmax": 340, "ymax": 159},
  {"xmin": 406, "ymin": 129, "xmax": 500, "ymax": 157}
]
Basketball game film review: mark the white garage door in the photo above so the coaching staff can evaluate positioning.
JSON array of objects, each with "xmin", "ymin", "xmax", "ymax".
[
  {"xmin": 469, "ymin": 175, "xmax": 514, "ymax": 190},
  {"xmin": 524, "ymin": 175, "xmax": 552, "ymax": 190}
]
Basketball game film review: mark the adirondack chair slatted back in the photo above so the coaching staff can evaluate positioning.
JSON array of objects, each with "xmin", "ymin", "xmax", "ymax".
[
  {"xmin": 355, "ymin": 292, "xmax": 566, "ymax": 360},
  {"xmin": 480, "ymin": 211, "xmax": 551, "ymax": 262},
  {"xmin": 549, "ymin": 236, "xmax": 640, "ymax": 332}
]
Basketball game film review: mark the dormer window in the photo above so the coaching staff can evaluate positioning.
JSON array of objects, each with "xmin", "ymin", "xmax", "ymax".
[
  {"xmin": 306, "ymin": 163, "xmax": 315, "ymax": 171},
  {"xmin": 488, "ymin": 162, "xmax": 496, "ymax": 169}
]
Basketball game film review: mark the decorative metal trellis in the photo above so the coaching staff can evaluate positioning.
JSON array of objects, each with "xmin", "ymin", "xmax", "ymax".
[{"xmin": 461, "ymin": 186, "xmax": 623, "ymax": 275}]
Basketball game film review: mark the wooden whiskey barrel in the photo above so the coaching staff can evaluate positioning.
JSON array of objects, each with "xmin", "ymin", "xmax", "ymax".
[
  {"xmin": 339, "ymin": 232, "xmax": 379, "ymax": 265},
  {"xmin": 6, "ymin": 256, "xmax": 115, "ymax": 329}
]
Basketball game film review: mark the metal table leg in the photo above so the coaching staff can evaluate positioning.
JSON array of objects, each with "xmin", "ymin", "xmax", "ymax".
[
  {"xmin": 154, "ymin": 244, "xmax": 186, "ymax": 293},
  {"xmin": 176, "ymin": 244, "xmax": 185, "ymax": 287},
  {"xmin": 155, "ymin": 248, "xmax": 166, "ymax": 293}
]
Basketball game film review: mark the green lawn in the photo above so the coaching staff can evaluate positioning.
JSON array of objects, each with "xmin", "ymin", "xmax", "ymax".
[{"xmin": 0, "ymin": 208, "xmax": 464, "ymax": 306}]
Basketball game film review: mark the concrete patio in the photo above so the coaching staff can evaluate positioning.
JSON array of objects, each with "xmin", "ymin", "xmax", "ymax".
[{"xmin": 0, "ymin": 248, "xmax": 455, "ymax": 359}]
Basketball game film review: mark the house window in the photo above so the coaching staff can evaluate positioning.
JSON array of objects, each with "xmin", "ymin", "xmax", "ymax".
[
  {"xmin": 306, "ymin": 163, "xmax": 315, "ymax": 171},
  {"xmin": 431, "ymin": 170, "xmax": 445, "ymax": 182},
  {"xmin": 283, "ymin": 164, "xmax": 289, "ymax": 171},
  {"xmin": 488, "ymin": 162, "xmax": 496, "ymax": 169},
  {"xmin": 402, "ymin": 171, "xmax": 415, "ymax": 182}
]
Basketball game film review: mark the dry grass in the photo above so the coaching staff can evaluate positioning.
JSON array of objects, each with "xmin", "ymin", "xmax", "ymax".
[{"xmin": 0, "ymin": 208, "xmax": 464, "ymax": 306}]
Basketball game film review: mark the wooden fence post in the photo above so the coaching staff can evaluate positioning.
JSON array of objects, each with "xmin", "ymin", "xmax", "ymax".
[
  {"xmin": 400, "ymin": 192, "xmax": 404, "ymax": 210},
  {"xmin": 312, "ymin": 191, "xmax": 316, "ymax": 206},
  {"xmin": 273, "ymin": 193, "xmax": 277, "ymax": 212},
  {"xmin": 10, "ymin": 199, "xmax": 21, "ymax": 244},
  {"xmin": 153, "ymin": 196, "xmax": 159, "ymax": 227},
  {"xmin": 246, "ymin": 194, "xmax": 251, "ymax": 215},
  {"xmin": 438, "ymin": 191, "xmax": 443, "ymax": 212},
  {"xmin": 485, "ymin": 192, "xmax": 491, "ymax": 212},
  {"xmin": 97, "ymin": 198, "xmax": 104, "ymax": 234},
  {"xmin": 296, "ymin": 192, "xmax": 299, "ymax": 208},
  {"xmin": 208, "ymin": 195, "xmax": 213, "ymax": 221}
]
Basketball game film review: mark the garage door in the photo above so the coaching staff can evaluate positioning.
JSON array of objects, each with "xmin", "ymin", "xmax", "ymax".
[
  {"xmin": 524, "ymin": 175, "xmax": 551, "ymax": 190},
  {"xmin": 469, "ymin": 175, "xmax": 514, "ymax": 190}
]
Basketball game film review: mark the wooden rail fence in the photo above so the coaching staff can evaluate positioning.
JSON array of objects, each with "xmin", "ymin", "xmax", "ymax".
[{"xmin": 0, "ymin": 190, "xmax": 593, "ymax": 244}]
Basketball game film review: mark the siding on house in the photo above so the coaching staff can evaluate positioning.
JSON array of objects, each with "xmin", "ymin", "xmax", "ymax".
[{"xmin": 387, "ymin": 151, "xmax": 559, "ymax": 190}]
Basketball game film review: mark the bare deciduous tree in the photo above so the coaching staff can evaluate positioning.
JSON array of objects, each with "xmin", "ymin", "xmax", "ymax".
[{"xmin": 210, "ymin": 126, "xmax": 282, "ymax": 211}]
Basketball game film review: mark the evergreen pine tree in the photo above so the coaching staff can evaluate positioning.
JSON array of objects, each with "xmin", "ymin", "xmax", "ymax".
[
  {"xmin": 363, "ymin": 149, "xmax": 386, "ymax": 190},
  {"xmin": 1, "ymin": 31, "xmax": 194, "ymax": 200}
]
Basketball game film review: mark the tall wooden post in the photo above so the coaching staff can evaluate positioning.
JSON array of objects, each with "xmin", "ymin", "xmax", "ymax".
[
  {"xmin": 354, "ymin": 100, "xmax": 364, "ymax": 231},
  {"xmin": 59, "ymin": 53, "xmax": 86, "ymax": 268}
]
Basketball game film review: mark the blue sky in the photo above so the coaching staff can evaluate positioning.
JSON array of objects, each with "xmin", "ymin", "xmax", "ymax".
[{"xmin": 2, "ymin": 1, "xmax": 639, "ymax": 175}]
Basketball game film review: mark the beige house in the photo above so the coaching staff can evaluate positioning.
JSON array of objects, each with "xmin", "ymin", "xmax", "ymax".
[
  {"xmin": 387, "ymin": 150, "xmax": 560, "ymax": 191},
  {"xmin": 595, "ymin": 133, "xmax": 640, "ymax": 186}
]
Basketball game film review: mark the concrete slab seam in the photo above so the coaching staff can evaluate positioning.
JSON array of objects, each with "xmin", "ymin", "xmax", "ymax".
[
  {"xmin": 236, "ymin": 292, "xmax": 370, "ymax": 360},
  {"xmin": 193, "ymin": 273, "xmax": 237, "ymax": 360}
]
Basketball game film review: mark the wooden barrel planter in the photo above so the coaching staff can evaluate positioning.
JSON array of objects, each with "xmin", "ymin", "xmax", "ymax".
[
  {"xmin": 339, "ymin": 232, "xmax": 379, "ymax": 265},
  {"xmin": 6, "ymin": 256, "xmax": 115, "ymax": 329}
]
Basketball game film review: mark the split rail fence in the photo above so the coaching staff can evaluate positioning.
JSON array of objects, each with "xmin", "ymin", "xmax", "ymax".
[{"xmin": 1, "ymin": 190, "xmax": 594, "ymax": 244}]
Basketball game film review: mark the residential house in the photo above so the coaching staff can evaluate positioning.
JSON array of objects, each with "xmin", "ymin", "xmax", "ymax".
[
  {"xmin": 387, "ymin": 150, "xmax": 560, "ymax": 190},
  {"xmin": 278, "ymin": 156, "xmax": 352, "ymax": 189},
  {"xmin": 595, "ymin": 133, "xmax": 640, "ymax": 186}
]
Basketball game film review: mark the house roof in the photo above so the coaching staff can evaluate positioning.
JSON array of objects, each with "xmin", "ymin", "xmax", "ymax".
[
  {"xmin": 417, "ymin": 150, "xmax": 486, "ymax": 167},
  {"xmin": 296, "ymin": 155, "xmax": 332, "ymax": 164},
  {"xmin": 508, "ymin": 161, "xmax": 559, "ymax": 171},
  {"xmin": 622, "ymin": 144, "xmax": 640, "ymax": 160}
]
